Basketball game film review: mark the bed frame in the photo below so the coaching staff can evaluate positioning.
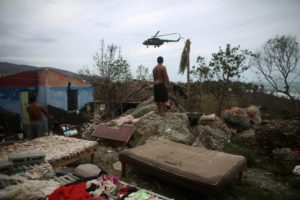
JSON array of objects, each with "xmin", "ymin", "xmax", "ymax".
[{"xmin": 119, "ymin": 139, "xmax": 246, "ymax": 200}]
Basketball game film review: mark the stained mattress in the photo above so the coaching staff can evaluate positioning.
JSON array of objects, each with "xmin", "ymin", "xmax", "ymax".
[
  {"xmin": 0, "ymin": 136, "xmax": 98, "ymax": 163},
  {"xmin": 119, "ymin": 139, "xmax": 246, "ymax": 194}
]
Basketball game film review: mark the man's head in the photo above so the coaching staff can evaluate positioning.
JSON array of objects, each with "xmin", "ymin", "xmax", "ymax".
[
  {"xmin": 157, "ymin": 56, "xmax": 164, "ymax": 64},
  {"xmin": 29, "ymin": 94, "xmax": 37, "ymax": 103}
]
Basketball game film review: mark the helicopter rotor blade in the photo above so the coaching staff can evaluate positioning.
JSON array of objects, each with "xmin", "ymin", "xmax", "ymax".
[
  {"xmin": 153, "ymin": 31, "xmax": 160, "ymax": 38},
  {"xmin": 156, "ymin": 33, "xmax": 180, "ymax": 37},
  {"xmin": 133, "ymin": 33, "xmax": 151, "ymax": 37}
]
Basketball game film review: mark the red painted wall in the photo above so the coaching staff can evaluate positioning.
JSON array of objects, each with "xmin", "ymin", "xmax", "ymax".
[
  {"xmin": 0, "ymin": 71, "xmax": 38, "ymax": 87},
  {"xmin": 0, "ymin": 69, "xmax": 91, "ymax": 87},
  {"xmin": 38, "ymin": 70, "xmax": 90, "ymax": 87}
]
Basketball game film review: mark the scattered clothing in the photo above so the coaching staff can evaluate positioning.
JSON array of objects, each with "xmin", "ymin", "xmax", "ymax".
[
  {"xmin": 48, "ymin": 182, "xmax": 90, "ymax": 200},
  {"xmin": 125, "ymin": 189, "xmax": 151, "ymax": 200}
]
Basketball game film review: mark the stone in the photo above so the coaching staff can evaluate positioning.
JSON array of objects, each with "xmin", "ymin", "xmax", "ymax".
[
  {"xmin": 113, "ymin": 161, "xmax": 122, "ymax": 171},
  {"xmin": 233, "ymin": 129, "xmax": 257, "ymax": 147},
  {"xmin": 192, "ymin": 116, "xmax": 233, "ymax": 151}
]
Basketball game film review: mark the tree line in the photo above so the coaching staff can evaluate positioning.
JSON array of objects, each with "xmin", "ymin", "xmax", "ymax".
[{"xmin": 79, "ymin": 35, "xmax": 299, "ymax": 117}]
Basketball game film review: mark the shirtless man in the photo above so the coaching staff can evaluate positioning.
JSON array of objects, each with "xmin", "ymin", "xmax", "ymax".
[
  {"xmin": 153, "ymin": 56, "xmax": 169, "ymax": 115},
  {"xmin": 26, "ymin": 95, "xmax": 51, "ymax": 138}
]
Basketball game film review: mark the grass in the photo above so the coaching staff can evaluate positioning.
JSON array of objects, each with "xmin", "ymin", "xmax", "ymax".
[
  {"xmin": 221, "ymin": 179, "xmax": 299, "ymax": 200},
  {"xmin": 225, "ymin": 137, "xmax": 295, "ymax": 176}
]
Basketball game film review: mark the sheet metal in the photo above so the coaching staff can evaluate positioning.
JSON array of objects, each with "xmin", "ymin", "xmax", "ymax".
[{"xmin": 91, "ymin": 124, "xmax": 134, "ymax": 143}]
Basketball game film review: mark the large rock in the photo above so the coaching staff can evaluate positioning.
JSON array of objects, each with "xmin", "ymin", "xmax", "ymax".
[
  {"xmin": 255, "ymin": 119, "xmax": 300, "ymax": 152},
  {"xmin": 130, "ymin": 96, "xmax": 184, "ymax": 118},
  {"xmin": 130, "ymin": 97, "xmax": 157, "ymax": 118},
  {"xmin": 233, "ymin": 129, "xmax": 257, "ymax": 147},
  {"xmin": 191, "ymin": 116, "xmax": 233, "ymax": 151},
  {"xmin": 129, "ymin": 111, "xmax": 193, "ymax": 147}
]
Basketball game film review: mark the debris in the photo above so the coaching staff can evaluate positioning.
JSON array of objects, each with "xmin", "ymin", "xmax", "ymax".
[
  {"xmin": 129, "ymin": 111, "xmax": 192, "ymax": 146},
  {"xmin": 0, "ymin": 136, "xmax": 98, "ymax": 163},
  {"xmin": 222, "ymin": 105, "xmax": 261, "ymax": 132},
  {"xmin": 255, "ymin": 119, "xmax": 300, "ymax": 152},
  {"xmin": 192, "ymin": 116, "xmax": 233, "ymax": 151},
  {"xmin": 272, "ymin": 148, "xmax": 300, "ymax": 168},
  {"xmin": 113, "ymin": 115, "xmax": 135, "ymax": 126},
  {"xmin": 53, "ymin": 173, "xmax": 80, "ymax": 185},
  {"xmin": 8, "ymin": 152, "xmax": 45, "ymax": 165},
  {"xmin": 113, "ymin": 161, "xmax": 122, "ymax": 171},
  {"xmin": 25, "ymin": 163, "xmax": 53, "ymax": 180},
  {"xmin": 0, "ymin": 178, "xmax": 60, "ymax": 200},
  {"xmin": 292, "ymin": 165, "xmax": 300, "ymax": 175},
  {"xmin": 0, "ymin": 159, "xmax": 13, "ymax": 171},
  {"xmin": 200, "ymin": 113, "xmax": 216, "ymax": 121},
  {"xmin": 91, "ymin": 124, "xmax": 135, "ymax": 145}
]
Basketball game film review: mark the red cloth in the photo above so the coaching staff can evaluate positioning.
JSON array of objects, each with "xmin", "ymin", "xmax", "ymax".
[{"xmin": 48, "ymin": 182, "xmax": 90, "ymax": 200}]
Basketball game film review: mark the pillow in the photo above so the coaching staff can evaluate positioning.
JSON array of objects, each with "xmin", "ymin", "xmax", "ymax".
[{"xmin": 74, "ymin": 164, "xmax": 101, "ymax": 178}]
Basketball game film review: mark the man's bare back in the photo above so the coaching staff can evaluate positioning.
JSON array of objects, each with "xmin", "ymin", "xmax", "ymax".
[{"xmin": 27, "ymin": 102, "xmax": 48, "ymax": 121}]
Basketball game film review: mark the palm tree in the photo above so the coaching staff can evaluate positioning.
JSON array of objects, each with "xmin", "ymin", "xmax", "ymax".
[{"xmin": 179, "ymin": 39, "xmax": 191, "ymax": 109}]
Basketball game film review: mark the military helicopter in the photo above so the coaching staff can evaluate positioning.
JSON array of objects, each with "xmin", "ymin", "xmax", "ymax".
[{"xmin": 143, "ymin": 31, "xmax": 181, "ymax": 48}]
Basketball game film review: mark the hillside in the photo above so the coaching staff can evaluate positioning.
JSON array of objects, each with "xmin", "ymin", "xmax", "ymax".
[{"xmin": 0, "ymin": 62, "xmax": 79, "ymax": 78}]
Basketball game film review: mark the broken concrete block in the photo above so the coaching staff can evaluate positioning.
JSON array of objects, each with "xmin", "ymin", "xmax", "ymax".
[
  {"xmin": 0, "ymin": 159, "xmax": 13, "ymax": 170},
  {"xmin": 8, "ymin": 152, "xmax": 45, "ymax": 165}
]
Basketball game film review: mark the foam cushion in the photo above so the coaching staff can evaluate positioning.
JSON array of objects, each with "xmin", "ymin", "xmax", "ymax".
[{"xmin": 74, "ymin": 164, "xmax": 101, "ymax": 178}]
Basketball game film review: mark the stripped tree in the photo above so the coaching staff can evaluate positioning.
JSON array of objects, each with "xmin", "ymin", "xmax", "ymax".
[
  {"xmin": 253, "ymin": 35, "xmax": 299, "ymax": 112},
  {"xmin": 79, "ymin": 40, "xmax": 132, "ymax": 118}
]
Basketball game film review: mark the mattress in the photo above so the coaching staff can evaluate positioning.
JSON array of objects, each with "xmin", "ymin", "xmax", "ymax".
[
  {"xmin": 119, "ymin": 139, "xmax": 246, "ymax": 195},
  {"xmin": 0, "ymin": 136, "xmax": 98, "ymax": 163}
]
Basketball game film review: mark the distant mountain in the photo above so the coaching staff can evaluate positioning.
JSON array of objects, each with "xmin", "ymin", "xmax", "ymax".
[
  {"xmin": 0, "ymin": 62, "xmax": 79, "ymax": 78},
  {"xmin": 0, "ymin": 62, "xmax": 37, "ymax": 76}
]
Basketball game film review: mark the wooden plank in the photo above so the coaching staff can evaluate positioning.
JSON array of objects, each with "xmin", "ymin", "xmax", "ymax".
[
  {"xmin": 50, "ymin": 147, "xmax": 97, "ymax": 169},
  {"xmin": 92, "ymin": 124, "xmax": 134, "ymax": 143}
]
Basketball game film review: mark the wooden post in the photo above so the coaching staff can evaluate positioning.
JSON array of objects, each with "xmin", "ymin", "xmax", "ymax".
[
  {"xmin": 121, "ymin": 162, "xmax": 126, "ymax": 177},
  {"xmin": 239, "ymin": 170, "xmax": 245, "ymax": 185}
]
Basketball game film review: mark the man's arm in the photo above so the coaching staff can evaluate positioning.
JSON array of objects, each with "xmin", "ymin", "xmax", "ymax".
[
  {"xmin": 163, "ymin": 66, "xmax": 169, "ymax": 86},
  {"xmin": 40, "ymin": 105, "xmax": 51, "ymax": 119}
]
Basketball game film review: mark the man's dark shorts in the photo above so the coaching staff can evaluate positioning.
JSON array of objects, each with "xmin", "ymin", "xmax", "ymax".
[{"xmin": 154, "ymin": 83, "xmax": 168, "ymax": 102}]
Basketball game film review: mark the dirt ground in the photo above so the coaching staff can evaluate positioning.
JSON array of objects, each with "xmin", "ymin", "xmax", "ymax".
[{"xmin": 78, "ymin": 140, "xmax": 300, "ymax": 200}]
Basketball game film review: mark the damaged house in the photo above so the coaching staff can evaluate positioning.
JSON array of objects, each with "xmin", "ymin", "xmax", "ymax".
[{"xmin": 0, "ymin": 69, "xmax": 94, "ymax": 136}]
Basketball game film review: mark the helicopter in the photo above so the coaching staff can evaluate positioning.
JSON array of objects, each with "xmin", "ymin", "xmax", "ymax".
[{"xmin": 143, "ymin": 31, "xmax": 181, "ymax": 48}]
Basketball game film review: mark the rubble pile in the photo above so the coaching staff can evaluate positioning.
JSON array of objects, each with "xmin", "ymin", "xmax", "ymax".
[
  {"xmin": 255, "ymin": 119, "xmax": 300, "ymax": 152},
  {"xmin": 129, "ymin": 111, "xmax": 193, "ymax": 147},
  {"xmin": 222, "ymin": 105, "xmax": 261, "ymax": 132},
  {"xmin": 81, "ymin": 123, "xmax": 97, "ymax": 139},
  {"xmin": 129, "ymin": 96, "xmax": 184, "ymax": 118},
  {"xmin": 191, "ymin": 116, "xmax": 233, "ymax": 151}
]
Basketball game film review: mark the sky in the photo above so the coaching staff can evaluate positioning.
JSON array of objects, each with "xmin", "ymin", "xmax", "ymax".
[{"xmin": 0, "ymin": 0, "xmax": 299, "ymax": 82}]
